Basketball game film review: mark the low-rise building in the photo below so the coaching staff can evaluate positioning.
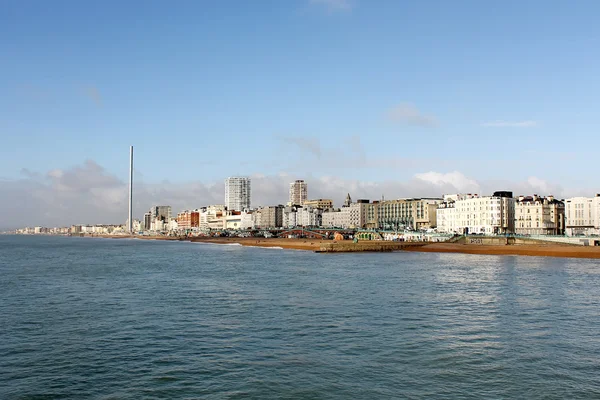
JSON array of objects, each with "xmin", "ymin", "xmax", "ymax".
[{"xmin": 515, "ymin": 195, "xmax": 564, "ymax": 235}]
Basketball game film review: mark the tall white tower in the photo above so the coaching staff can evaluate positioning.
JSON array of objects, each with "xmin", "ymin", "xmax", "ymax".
[
  {"xmin": 225, "ymin": 177, "xmax": 251, "ymax": 211},
  {"xmin": 128, "ymin": 146, "xmax": 133, "ymax": 233}
]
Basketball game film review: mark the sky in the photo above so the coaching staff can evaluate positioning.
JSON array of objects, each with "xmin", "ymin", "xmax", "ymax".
[{"xmin": 1, "ymin": 0, "xmax": 600, "ymax": 228}]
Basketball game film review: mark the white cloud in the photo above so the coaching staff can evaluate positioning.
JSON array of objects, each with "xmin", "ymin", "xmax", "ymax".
[
  {"xmin": 481, "ymin": 120, "xmax": 538, "ymax": 128},
  {"xmin": 310, "ymin": 0, "xmax": 353, "ymax": 12},
  {"xmin": 414, "ymin": 171, "xmax": 481, "ymax": 193},
  {"xmin": 388, "ymin": 103, "xmax": 438, "ymax": 127},
  {"xmin": 526, "ymin": 176, "xmax": 549, "ymax": 193}
]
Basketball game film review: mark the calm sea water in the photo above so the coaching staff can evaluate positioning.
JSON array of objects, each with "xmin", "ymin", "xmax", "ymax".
[{"xmin": 1, "ymin": 235, "xmax": 600, "ymax": 399}]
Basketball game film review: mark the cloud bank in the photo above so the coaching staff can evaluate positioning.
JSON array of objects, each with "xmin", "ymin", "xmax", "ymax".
[{"xmin": 0, "ymin": 160, "xmax": 584, "ymax": 230}]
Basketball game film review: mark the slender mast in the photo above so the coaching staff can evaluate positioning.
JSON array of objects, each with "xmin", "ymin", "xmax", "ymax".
[{"xmin": 128, "ymin": 146, "xmax": 133, "ymax": 233}]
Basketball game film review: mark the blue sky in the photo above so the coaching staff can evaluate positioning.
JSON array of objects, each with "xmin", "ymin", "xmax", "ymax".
[{"xmin": 1, "ymin": 0, "xmax": 600, "ymax": 226}]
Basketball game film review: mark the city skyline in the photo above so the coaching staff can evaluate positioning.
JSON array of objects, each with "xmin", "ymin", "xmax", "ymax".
[
  {"xmin": 2, "ymin": 1, "xmax": 600, "ymax": 228},
  {"xmin": 3, "ymin": 160, "xmax": 597, "ymax": 230}
]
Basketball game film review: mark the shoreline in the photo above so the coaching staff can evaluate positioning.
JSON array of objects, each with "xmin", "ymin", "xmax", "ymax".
[
  {"xmin": 20, "ymin": 234, "xmax": 600, "ymax": 259},
  {"xmin": 103, "ymin": 235, "xmax": 600, "ymax": 259}
]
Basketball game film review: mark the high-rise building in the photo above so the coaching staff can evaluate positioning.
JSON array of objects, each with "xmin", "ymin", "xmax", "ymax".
[
  {"xmin": 149, "ymin": 206, "xmax": 172, "ymax": 223},
  {"xmin": 225, "ymin": 177, "xmax": 251, "ymax": 211},
  {"xmin": 289, "ymin": 180, "xmax": 308, "ymax": 206}
]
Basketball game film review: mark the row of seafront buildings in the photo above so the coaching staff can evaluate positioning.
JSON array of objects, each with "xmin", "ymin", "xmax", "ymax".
[
  {"xmin": 142, "ymin": 177, "xmax": 600, "ymax": 237},
  {"xmin": 14, "ymin": 176, "xmax": 600, "ymax": 238}
]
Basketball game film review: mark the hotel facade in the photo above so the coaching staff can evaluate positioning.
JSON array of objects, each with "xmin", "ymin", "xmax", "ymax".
[{"xmin": 437, "ymin": 192, "xmax": 515, "ymax": 235}]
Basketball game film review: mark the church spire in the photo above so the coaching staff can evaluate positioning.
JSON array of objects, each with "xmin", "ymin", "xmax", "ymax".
[{"xmin": 344, "ymin": 193, "xmax": 352, "ymax": 207}]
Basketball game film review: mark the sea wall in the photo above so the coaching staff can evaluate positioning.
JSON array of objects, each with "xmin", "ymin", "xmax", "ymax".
[{"xmin": 317, "ymin": 241, "xmax": 426, "ymax": 253}]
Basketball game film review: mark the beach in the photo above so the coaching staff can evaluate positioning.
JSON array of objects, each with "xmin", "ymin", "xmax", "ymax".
[
  {"xmin": 405, "ymin": 242, "xmax": 600, "ymax": 259},
  {"xmin": 190, "ymin": 237, "xmax": 600, "ymax": 258},
  {"xmin": 81, "ymin": 234, "xmax": 600, "ymax": 259}
]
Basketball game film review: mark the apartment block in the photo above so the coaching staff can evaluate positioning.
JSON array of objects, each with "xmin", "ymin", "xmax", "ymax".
[{"xmin": 225, "ymin": 177, "xmax": 251, "ymax": 211}]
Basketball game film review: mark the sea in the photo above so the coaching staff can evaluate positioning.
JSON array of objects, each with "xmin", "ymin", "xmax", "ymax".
[{"xmin": 1, "ymin": 235, "xmax": 599, "ymax": 399}]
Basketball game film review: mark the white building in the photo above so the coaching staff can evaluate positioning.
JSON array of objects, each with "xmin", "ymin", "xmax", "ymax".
[
  {"xmin": 515, "ymin": 195, "xmax": 564, "ymax": 235},
  {"xmin": 297, "ymin": 206, "xmax": 322, "ymax": 227},
  {"xmin": 150, "ymin": 218, "xmax": 166, "ymax": 232},
  {"xmin": 289, "ymin": 180, "xmax": 308, "ymax": 206},
  {"xmin": 283, "ymin": 206, "xmax": 298, "ymax": 228},
  {"xmin": 168, "ymin": 219, "xmax": 178, "ymax": 231},
  {"xmin": 437, "ymin": 192, "xmax": 515, "ymax": 235},
  {"xmin": 240, "ymin": 211, "xmax": 255, "ymax": 230},
  {"xmin": 225, "ymin": 177, "xmax": 251, "ymax": 211},
  {"xmin": 322, "ymin": 209, "xmax": 342, "ymax": 228},
  {"xmin": 199, "ymin": 205, "xmax": 226, "ymax": 231},
  {"xmin": 565, "ymin": 195, "xmax": 600, "ymax": 236}
]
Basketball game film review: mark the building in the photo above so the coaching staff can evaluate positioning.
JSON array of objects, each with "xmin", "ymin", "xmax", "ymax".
[
  {"xmin": 297, "ymin": 207, "xmax": 322, "ymax": 227},
  {"xmin": 320, "ymin": 200, "xmax": 371, "ymax": 229},
  {"xmin": 177, "ymin": 210, "xmax": 200, "ymax": 230},
  {"xmin": 436, "ymin": 192, "xmax": 515, "ymax": 235},
  {"xmin": 149, "ymin": 206, "xmax": 172, "ymax": 223},
  {"xmin": 282, "ymin": 206, "xmax": 298, "ymax": 228},
  {"xmin": 289, "ymin": 180, "xmax": 308, "ymax": 206},
  {"xmin": 223, "ymin": 210, "xmax": 242, "ymax": 230},
  {"xmin": 284, "ymin": 206, "xmax": 323, "ymax": 228},
  {"xmin": 515, "ymin": 195, "xmax": 564, "ymax": 235},
  {"xmin": 303, "ymin": 199, "xmax": 333, "ymax": 210},
  {"xmin": 257, "ymin": 206, "xmax": 283, "ymax": 228},
  {"xmin": 364, "ymin": 202, "xmax": 379, "ymax": 229},
  {"xmin": 144, "ymin": 205, "xmax": 172, "ymax": 232},
  {"xmin": 143, "ymin": 212, "xmax": 152, "ymax": 231},
  {"xmin": 322, "ymin": 209, "xmax": 342, "ymax": 228},
  {"xmin": 240, "ymin": 211, "xmax": 255, "ymax": 230},
  {"xmin": 225, "ymin": 177, "xmax": 251, "ymax": 211},
  {"xmin": 168, "ymin": 218, "xmax": 178, "ymax": 231},
  {"xmin": 199, "ymin": 205, "xmax": 226, "ymax": 231},
  {"xmin": 377, "ymin": 198, "xmax": 442, "ymax": 230},
  {"xmin": 565, "ymin": 195, "xmax": 600, "ymax": 236}
]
